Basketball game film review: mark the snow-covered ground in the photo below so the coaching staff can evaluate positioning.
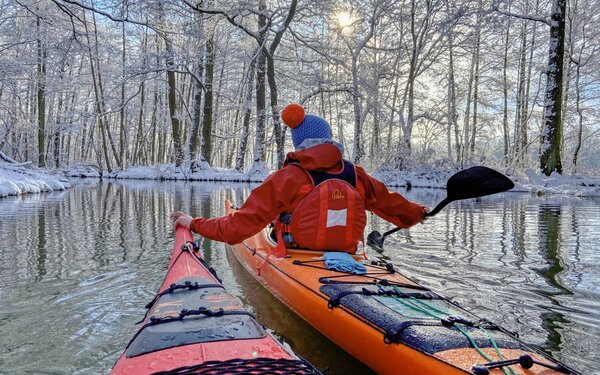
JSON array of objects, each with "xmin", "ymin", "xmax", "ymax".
[
  {"xmin": 2, "ymin": 161, "xmax": 600, "ymax": 199},
  {"xmin": 0, "ymin": 162, "xmax": 71, "ymax": 198},
  {"xmin": 103, "ymin": 159, "xmax": 270, "ymax": 183}
]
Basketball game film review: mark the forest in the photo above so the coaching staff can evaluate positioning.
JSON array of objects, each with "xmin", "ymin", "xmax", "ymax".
[{"xmin": 0, "ymin": 0, "xmax": 599, "ymax": 176}]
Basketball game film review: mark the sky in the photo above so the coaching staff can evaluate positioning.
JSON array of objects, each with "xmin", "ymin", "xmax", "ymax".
[{"xmin": 2, "ymin": 162, "xmax": 600, "ymax": 199}]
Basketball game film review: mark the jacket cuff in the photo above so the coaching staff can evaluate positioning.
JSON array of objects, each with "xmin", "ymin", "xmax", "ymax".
[{"xmin": 190, "ymin": 217, "xmax": 204, "ymax": 234}]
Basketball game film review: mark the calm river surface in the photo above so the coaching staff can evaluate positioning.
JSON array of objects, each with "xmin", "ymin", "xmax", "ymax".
[{"xmin": 0, "ymin": 179, "xmax": 598, "ymax": 374}]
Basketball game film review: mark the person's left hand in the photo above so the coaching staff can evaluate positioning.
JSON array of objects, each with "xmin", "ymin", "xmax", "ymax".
[{"xmin": 170, "ymin": 211, "xmax": 193, "ymax": 230}]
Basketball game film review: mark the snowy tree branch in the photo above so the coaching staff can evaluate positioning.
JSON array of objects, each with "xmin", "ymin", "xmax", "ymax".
[
  {"xmin": 51, "ymin": 0, "xmax": 163, "ymax": 34},
  {"xmin": 493, "ymin": 2, "xmax": 550, "ymax": 26}
]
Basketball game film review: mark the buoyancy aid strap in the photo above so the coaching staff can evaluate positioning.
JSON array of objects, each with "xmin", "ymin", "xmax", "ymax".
[
  {"xmin": 274, "ymin": 227, "xmax": 287, "ymax": 258},
  {"xmin": 257, "ymin": 232, "xmax": 283, "ymax": 276},
  {"xmin": 256, "ymin": 221, "xmax": 287, "ymax": 276},
  {"xmin": 345, "ymin": 183, "xmax": 355, "ymax": 246},
  {"xmin": 257, "ymin": 251, "xmax": 269, "ymax": 276},
  {"xmin": 315, "ymin": 183, "xmax": 329, "ymax": 250}
]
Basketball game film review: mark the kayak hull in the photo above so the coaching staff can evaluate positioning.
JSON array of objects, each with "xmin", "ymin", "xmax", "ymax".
[
  {"xmin": 225, "ymin": 200, "xmax": 575, "ymax": 375},
  {"xmin": 111, "ymin": 227, "xmax": 316, "ymax": 375}
]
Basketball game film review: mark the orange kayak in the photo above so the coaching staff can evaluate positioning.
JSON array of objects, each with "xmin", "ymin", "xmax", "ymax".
[
  {"xmin": 225, "ymin": 200, "xmax": 578, "ymax": 375},
  {"xmin": 111, "ymin": 226, "xmax": 321, "ymax": 374}
]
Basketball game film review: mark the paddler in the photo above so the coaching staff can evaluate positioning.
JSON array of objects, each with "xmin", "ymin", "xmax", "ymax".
[{"xmin": 171, "ymin": 103, "xmax": 427, "ymax": 253}]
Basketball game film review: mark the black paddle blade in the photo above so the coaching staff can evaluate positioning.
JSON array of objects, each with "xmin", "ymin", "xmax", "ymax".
[
  {"xmin": 447, "ymin": 166, "xmax": 514, "ymax": 200},
  {"xmin": 427, "ymin": 166, "xmax": 514, "ymax": 217}
]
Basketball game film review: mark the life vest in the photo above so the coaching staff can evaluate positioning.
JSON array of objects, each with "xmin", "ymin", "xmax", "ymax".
[{"xmin": 277, "ymin": 160, "xmax": 367, "ymax": 253}]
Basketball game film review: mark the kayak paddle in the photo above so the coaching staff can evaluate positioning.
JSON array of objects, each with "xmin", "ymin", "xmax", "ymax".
[{"xmin": 367, "ymin": 166, "xmax": 515, "ymax": 249}]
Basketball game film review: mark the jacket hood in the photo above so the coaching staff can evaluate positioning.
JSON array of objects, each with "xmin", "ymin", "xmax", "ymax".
[{"xmin": 284, "ymin": 143, "xmax": 344, "ymax": 171}]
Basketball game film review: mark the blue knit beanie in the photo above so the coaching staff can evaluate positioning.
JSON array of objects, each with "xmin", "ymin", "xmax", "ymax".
[{"xmin": 281, "ymin": 103, "xmax": 332, "ymax": 149}]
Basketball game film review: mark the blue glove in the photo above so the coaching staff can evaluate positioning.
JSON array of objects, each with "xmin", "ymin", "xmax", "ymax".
[{"xmin": 323, "ymin": 252, "xmax": 366, "ymax": 275}]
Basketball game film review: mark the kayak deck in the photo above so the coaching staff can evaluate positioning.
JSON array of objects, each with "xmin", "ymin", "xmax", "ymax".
[
  {"xmin": 111, "ymin": 227, "xmax": 321, "ymax": 374},
  {"xmin": 226, "ymin": 201, "xmax": 577, "ymax": 375}
]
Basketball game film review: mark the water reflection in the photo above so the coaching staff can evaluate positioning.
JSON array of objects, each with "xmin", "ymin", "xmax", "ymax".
[
  {"xmin": 537, "ymin": 204, "xmax": 570, "ymax": 294},
  {"xmin": 535, "ymin": 204, "xmax": 572, "ymax": 358},
  {"xmin": 0, "ymin": 181, "xmax": 598, "ymax": 374},
  {"xmin": 36, "ymin": 208, "xmax": 47, "ymax": 280}
]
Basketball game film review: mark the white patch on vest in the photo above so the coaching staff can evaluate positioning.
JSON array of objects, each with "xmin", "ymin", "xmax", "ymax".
[{"xmin": 326, "ymin": 209, "xmax": 347, "ymax": 227}]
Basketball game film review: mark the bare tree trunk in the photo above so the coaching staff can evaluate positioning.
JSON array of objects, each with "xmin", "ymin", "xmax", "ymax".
[
  {"xmin": 253, "ymin": 0, "xmax": 268, "ymax": 165},
  {"xmin": 397, "ymin": 0, "xmax": 425, "ymax": 166},
  {"xmin": 119, "ymin": 10, "xmax": 127, "ymax": 169},
  {"xmin": 166, "ymin": 66, "xmax": 182, "ymax": 166},
  {"xmin": 501, "ymin": 4, "xmax": 512, "ymax": 163},
  {"xmin": 387, "ymin": 67, "xmax": 400, "ymax": 153},
  {"xmin": 267, "ymin": 0, "xmax": 297, "ymax": 168},
  {"xmin": 349, "ymin": 3, "xmax": 380, "ymax": 164},
  {"xmin": 370, "ymin": 35, "xmax": 381, "ymax": 164},
  {"xmin": 53, "ymin": 126, "xmax": 61, "ymax": 167},
  {"xmin": 524, "ymin": 0, "xmax": 540, "ymax": 156},
  {"xmin": 150, "ymin": 91, "xmax": 159, "ymax": 164},
  {"xmin": 446, "ymin": 8, "xmax": 457, "ymax": 162},
  {"xmin": 83, "ymin": 9, "xmax": 112, "ymax": 172},
  {"xmin": 461, "ymin": 45, "xmax": 475, "ymax": 167},
  {"xmin": 570, "ymin": 0, "xmax": 587, "ymax": 173},
  {"xmin": 235, "ymin": 58, "xmax": 256, "ymax": 171},
  {"xmin": 159, "ymin": 2, "xmax": 183, "ymax": 166},
  {"xmin": 514, "ymin": 15, "xmax": 533, "ymax": 168},
  {"xmin": 133, "ymin": 80, "xmax": 145, "ymax": 165},
  {"xmin": 351, "ymin": 54, "xmax": 364, "ymax": 163},
  {"xmin": 188, "ymin": 9, "xmax": 204, "ymax": 161},
  {"xmin": 53, "ymin": 93, "xmax": 64, "ymax": 168},
  {"xmin": 469, "ymin": 26, "xmax": 481, "ymax": 161},
  {"xmin": 201, "ymin": 25, "xmax": 215, "ymax": 164},
  {"xmin": 572, "ymin": 62, "xmax": 583, "ymax": 172},
  {"xmin": 91, "ymin": 10, "xmax": 121, "ymax": 169},
  {"xmin": 36, "ymin": 15, "xmax": 46, "ymax": 167},
  {"xmin": 540, "ymin": 0, "xmax": 566, "ymax": 175}
]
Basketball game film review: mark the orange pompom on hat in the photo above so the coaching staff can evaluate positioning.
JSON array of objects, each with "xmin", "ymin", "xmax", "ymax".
[{"xmin": 281, "ymin": 103, "xmax": 332, "ymax": 149}]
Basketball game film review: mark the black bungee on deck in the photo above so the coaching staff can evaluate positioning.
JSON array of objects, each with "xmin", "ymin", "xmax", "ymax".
[
  {"xmin": 319, "ymin": 283, "xmax": 528, "ymax": 355},
  {"xmin": 125, "ymin": 276, "xmax": 266, "ymax": 357}
]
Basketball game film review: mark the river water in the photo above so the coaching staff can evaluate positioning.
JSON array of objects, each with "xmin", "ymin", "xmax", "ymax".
[{"xmin": 0, "ymin": 179, "xmax": 598, "ymax": 374}]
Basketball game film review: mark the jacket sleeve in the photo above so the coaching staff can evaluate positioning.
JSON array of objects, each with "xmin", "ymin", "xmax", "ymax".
[
  {"xmin": 189, "ymin": 168, "xmax": 304, "ymax": 245},
  {"xmin": 358, "ymin": 166, "xmax": 426, "ymax": 229}
]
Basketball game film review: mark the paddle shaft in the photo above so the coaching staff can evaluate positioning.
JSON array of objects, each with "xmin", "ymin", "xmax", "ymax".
[
  {"xmin": 378, "ymin": 196, "xmax": 449, "ymax": 239},
  {"xmin": 367, "ymin": 166, "xmax": 514, "ymax": 248}
]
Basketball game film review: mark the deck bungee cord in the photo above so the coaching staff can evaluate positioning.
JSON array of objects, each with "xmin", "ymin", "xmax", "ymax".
[
  {"xmin": 382, "ymin": 285, "xmax": 518, "ymax": 375},
  {"xmin": 151, "ymin": 357, "xmax": 323, "ymax": 375},
  {"xmin": 382, "ymin": 287, "xmax": 571, "ymax": 375}
]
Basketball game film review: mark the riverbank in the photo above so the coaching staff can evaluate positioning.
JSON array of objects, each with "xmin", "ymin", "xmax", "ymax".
[
  {"xmin": 0, "ymin": 162, "xmax": 70, "ymax": 198},
  {"xmin": 2, "ymin": 161, "xmax": 600, "ymax": 198}
]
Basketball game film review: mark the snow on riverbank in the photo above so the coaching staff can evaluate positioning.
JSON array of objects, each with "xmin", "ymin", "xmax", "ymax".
[
  {"xmin": 102, "ymin": 160, "xmax": 270, "ymax": 183},
  {"xmin": 3, "ymin": 161, "xmax": 600, "ymax": 199},
  {"xmin": 0, "ymin": 163, "xmax": 71, "ymax": 198},
  {"xmin": 373, "ymin": 166, "xmax": 600, "ymax": 197}
]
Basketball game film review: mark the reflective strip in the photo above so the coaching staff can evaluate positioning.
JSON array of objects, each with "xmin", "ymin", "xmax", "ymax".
[
  {"xmin": 326, "ymin": 209, "xmax": 347, "ymax": 227},
  {"xmin": 315, "ymin": 184, "xmax": 329, "ymax": 249}
]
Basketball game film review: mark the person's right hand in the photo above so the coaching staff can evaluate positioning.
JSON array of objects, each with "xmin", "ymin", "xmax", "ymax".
[
  {"xmin": 421, "ymin": 206, "xmax": 430, "ymax": 223},
  {"xmin": 170, "ymin": 211, "xmax": 193, "ymax": 231}
]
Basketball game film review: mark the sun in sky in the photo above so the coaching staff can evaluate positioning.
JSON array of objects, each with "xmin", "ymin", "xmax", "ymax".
[{"xmin": 336, "ymin": 11, "xmax": 354, "ymax": 32}]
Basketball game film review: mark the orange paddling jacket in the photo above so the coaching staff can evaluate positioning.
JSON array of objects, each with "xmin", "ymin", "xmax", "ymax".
[{"xmin": 190, "ymin": 143, "xmax": 427, "ymax": 248}]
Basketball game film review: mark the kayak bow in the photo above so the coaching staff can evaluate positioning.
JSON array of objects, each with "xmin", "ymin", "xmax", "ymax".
[
  {"xmin": 225, "ymin": 200, "xmax": 579, "ymax": 375},
  {"xmin": 111, "ymin": 226, "xmax": 320, "ymax": 374}
]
